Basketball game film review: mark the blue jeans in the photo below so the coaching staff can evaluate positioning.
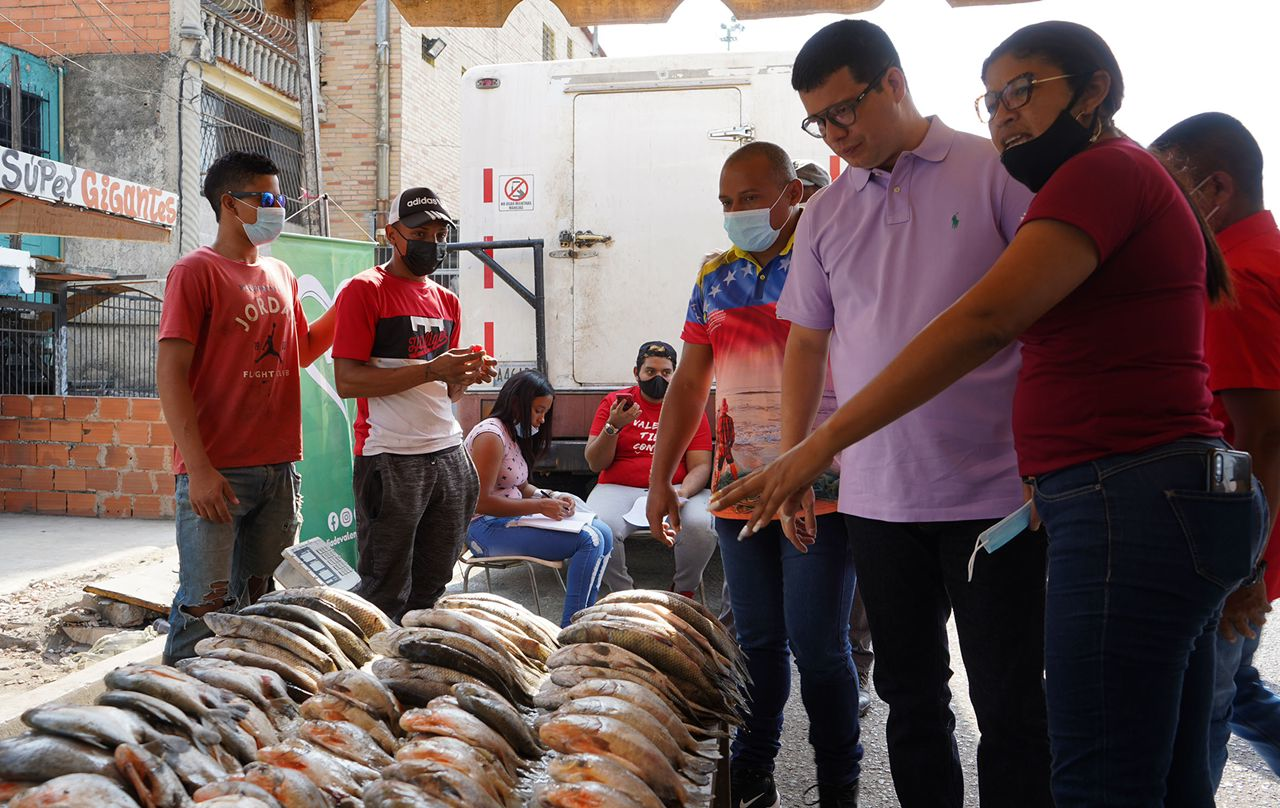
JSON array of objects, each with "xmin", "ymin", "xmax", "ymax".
[
  {"xmin": 715, "ymin": 514, "xmax": 862, "ymax": 787},
  {"xmin": 1210, "ymin": 624, "xmax": 1280, "ymax": 786},
  {"xmin": 1033, "ymin": 439, "xmax": 1265, "ymax": 807},
  {"xmin": 164, "ymin": 463, "xmax": 302, "ymax": 663},
  {"xmin": 467, "ymin": 515, "xmax": 613, "ymax": 626}
]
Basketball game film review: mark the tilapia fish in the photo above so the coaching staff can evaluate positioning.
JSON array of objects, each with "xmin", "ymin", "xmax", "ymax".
[
  {"xmin": 553, "ymin": 696, "xmax": 714, "ymax": 776},
  {"xmin": 299, "ymin": 694, "xmax": 400, "ymax": 754},
  {"xmin": 240, "ymin": 603, "xmax": 373, "ymax": 668},
  {"xmin": 560, "ymin": 677, "xmax": 717, "ymax": 750},
  {"xmin": 260, "ymin": 588, "xmax": 394, "ymax": 639},
  {"xmin": 20, "ymin": 705, "xmax": 160, "ymax": 749},
  {"xmin": 394, "ymin": 639, "xmax": 529, "ymax": 708},
  {"xmin": 397, "ymin": 611, "xmax": 545, "ymax": 679},
  {"xmin": 299, "ymin": 720, "xmax": 395, "ymax": 769},
  {"xmin": 0, "ymin": 733, "xmax": 123, "ymax": 784},
  {"xmin": 195, "ymin": 797, "xmax": 277, "ymax": 808},
  {"xmin": 395, "ymin": 736, "xmax": 516, "ymax": 788},
  {"xmin": 104, "ymin": 665, "xmax": 244, "ymax": 719},
  {"xmin": 95, "ymin": 690, "xmax": 227, "ymax": 763},
  {"xmin": 114, "ymin": 742, "xmax": 189, "ymax": 808},
  {"xmin": 190, "ymin": 779, "xmax": 283, "ymax": 806},
  {"xmin": 142, "ymin": 736, "xmax": 228, "ymax": 793},
  {"xmin": 399, "ymin": 704, "xmax": 523, "ymax": 776},
  {"xmin": 361, "ymin": 778, "xmax": 452, "ymax": 807},
  {"xmin": 596, "ymin": 590, "xmax": 740, "ymax": 664},
  {"xmin": 434, "ymin": 594, "xmax": 560, "ymax": 649},
  {"xmin": 317, "ymin": 670, "xmax": 403, "ymax": 727},
  {"xmin": 7, "ymin": 773, "xmax": 139, "ymax": 808},
  {"xmin": 202, "ymin": 613, "xmax": 335, "ymax": 674},
  {"xmin": 381, "ymin": 761, "xmax": 505, "ymax": 808},
  {"xmin": 175, "ymin": 658, "xmax": 300, "ymax": 733},
  {"xmin": 195, "ymin": 647, "xmax": 319, "ymax": 697},
  {"xmin": 256, "ymin": 739, "xmax": 373, "ymax": 799},
  {"xmin": 547, "ymin": 753, "xmax": 665, "ymax": 808},
  {"xmin": 258, "ymin": 616, "xmax": 355, "ymax": 672},
  {"xmin": 533, "ymin": 780, "xmax": 648, "ymax": 808},
  {"xmin": 236, "ymin": 762, "xmax": 332, "ymax": 808},
  {"xmin": 450, "ymin": 682, "xmax": 542, "ymax": 759},
  {"xmin": 538, "ymin": 713, "xmax": 693, "ymax": 807}
]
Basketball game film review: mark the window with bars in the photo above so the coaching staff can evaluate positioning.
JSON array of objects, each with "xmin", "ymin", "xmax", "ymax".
[
  {"xmin": 566, "ymin": 38, "xmax": 574, "ymax": 59},
  {"xmin": 542, "ymin": 25, "xmax": 555, "ymax": 61},
  {"xmin": 0, "ymin": 87, "xmax": 49, "ymax": 157},
  {"xmin": 199, "ymin": 89, "xmax": 317, "ymax": 233}
]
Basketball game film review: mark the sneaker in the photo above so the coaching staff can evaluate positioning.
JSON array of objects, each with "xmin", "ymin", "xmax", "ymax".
[
  {"xmin": 731, "ymin": 766, "xmax": 779, "ymax": 808},
  {"xmin": 804, "ymin": 780, "xmax": 861, "ymax": 807}
]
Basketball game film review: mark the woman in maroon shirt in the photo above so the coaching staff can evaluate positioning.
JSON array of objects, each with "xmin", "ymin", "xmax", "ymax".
[{"xmin": 713, "ymin": 21, "xmax": 1265, "ymax": 806}]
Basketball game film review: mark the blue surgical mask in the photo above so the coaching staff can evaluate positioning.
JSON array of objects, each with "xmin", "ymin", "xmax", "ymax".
[
  {"xmin": 723, "ymin": 188, "xmax": 790, "ymax": 252},
  {"xmin": 237, "ymin": 205, "xmax": 285, "ymax": 246},
  {"xmin": 515, "ymin": 422, "xmax": 539, "ymax": 438}
]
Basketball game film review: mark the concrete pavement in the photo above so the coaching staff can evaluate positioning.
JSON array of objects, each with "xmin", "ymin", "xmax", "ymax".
[{"xmin": 0, "ymin": 513, "xmax": 173, "ymax": 596}]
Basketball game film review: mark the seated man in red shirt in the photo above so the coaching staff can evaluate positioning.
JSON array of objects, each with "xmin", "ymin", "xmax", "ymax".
[{"xmin": 584, "ymin": 341, "xmax": 716, "ymax": 598}]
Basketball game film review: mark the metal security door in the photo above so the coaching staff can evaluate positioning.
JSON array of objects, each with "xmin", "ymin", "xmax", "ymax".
[{"xmin": 570, "ymin": 88, "xmax": 743, "ymax": 385}]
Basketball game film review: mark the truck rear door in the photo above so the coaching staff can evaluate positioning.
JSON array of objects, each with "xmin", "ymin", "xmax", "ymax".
[{"xmin": 569, "ymin": 87, "xmax": 744, "ymax": 385}]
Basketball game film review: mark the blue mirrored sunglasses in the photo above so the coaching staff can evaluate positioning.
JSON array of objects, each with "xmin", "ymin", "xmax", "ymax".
[{"xmin": 228, "ymin": 191, "xmax": 287, "ymax": 208}]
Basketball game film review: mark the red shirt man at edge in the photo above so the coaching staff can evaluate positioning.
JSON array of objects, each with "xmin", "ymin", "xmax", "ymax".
[
  {"xmin": 1153, "ymin": 112, "xmax": 1280, "ymax": 783},
  {"xmin": 157, "ymin": 151, "xmax": 336, "ymax": 663},
  {"xmin": 583, "ymin": 341, "xmax": 715, "ymax": 597}
]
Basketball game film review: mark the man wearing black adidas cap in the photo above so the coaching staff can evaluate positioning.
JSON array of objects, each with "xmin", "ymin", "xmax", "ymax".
[{"xmin": 332, "ymin": 186, "xmax": 496, "ymax": 620}]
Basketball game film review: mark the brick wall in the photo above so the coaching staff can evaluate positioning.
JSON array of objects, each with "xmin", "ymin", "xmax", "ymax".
[
  {"xmin": 0, "ymin": 395, "xmax": 175, "ymax": 519},
  {"xmin": 319, "ymin": 0, "xmax": 594, "ymax": 242},
  {"xmin": 0, "ymin": 0, "xmax": 170, "ymax": 56}
]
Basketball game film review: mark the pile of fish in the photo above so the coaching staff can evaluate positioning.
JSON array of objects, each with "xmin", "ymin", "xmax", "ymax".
[
  {"xmin": 370, "ymin": 593, "xmax": 561, "ymax": 710},
  {"xmin": 0, "ymin": 588, "xmax": 746, "ymax": 807},
  {"xmin": 531, "ymin": 590, "xmax": 747, "ymax": 808}
]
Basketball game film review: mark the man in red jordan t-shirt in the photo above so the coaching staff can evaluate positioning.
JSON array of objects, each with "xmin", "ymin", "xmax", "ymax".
[
  {"xmin": 584, "ymin": 341, "xmax": 716, "ymax": 597},
  {"xmin": 157, "ymin": 151, "xmax": 337, "ymax": 663},
  {"xmin": 1154, "ymin": 112, "xmax": 1280, "ymax": 784}
]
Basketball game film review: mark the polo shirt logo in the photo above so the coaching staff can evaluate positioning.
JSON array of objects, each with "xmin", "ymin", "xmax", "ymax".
[{"xmin": 951, "ymin": 213, "xmax": 960, "ymax": 230}]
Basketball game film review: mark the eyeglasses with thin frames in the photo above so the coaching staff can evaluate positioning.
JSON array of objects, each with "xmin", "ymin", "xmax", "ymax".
[
  {"xmin": 800, "ymin": 65, "xmax": 892, "ymax": 139},
  {"xmin": 228, "ymin": 191, "xmax": 288, "ymax": 208},
  {"xmin": 975, "ymin": 73, "xmax": 1077, "ymax": 123}
]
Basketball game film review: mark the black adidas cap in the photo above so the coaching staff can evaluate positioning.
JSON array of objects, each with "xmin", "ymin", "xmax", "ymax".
[{"xmin": 388, "ymin": 186, "xmax": 454, "ymax": 228}]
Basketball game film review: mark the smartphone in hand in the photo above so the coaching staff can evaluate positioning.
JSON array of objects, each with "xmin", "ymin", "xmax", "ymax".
[{"xmin": 617, "ymin": 394, "xmax": 634, "ymax": 410}]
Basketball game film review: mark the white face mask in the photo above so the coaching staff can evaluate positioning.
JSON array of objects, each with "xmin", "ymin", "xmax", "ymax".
[
  {"xmin": 235, "ymin": 203, "xmax": 286, "ymax": 246},
  {"xmin": 722, "ymin": 187, "xmax": 791, "ymax": 252}
]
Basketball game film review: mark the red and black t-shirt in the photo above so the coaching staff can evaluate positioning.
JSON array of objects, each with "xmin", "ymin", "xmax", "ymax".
[{"xmin": 332, "ymin": 266, "xmax": 462, "ymax": 456}]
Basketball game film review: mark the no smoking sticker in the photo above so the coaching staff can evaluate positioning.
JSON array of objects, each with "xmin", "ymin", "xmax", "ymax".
[{"xmin": 499, "ymin": 174, "xmax": 534, "ymax": 212}]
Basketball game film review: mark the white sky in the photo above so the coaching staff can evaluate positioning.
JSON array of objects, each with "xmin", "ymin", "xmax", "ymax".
[{"xmin": 597, "ymin": 0, "xmax": 1280, "ymax": 206}]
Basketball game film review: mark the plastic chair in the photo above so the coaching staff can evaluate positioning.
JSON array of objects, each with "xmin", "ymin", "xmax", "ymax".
[{"xmin": 458, "ymin": 550, "xmax": 566, "ymax": 617}]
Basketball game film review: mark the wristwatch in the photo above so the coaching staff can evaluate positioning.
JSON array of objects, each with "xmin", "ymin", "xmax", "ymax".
[{"xmin": 603, "ymin": 423, "xmax": 620, "ymax": 436}]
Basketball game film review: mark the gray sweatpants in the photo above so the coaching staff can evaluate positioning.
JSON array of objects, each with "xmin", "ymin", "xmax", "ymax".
[
  {"xmin": 586, "ymin": 483, "xmax": 717, "ymax": 593},
  {"xmin": 351, "ymin": 444, "xmax": 478, "ymax": 622}
]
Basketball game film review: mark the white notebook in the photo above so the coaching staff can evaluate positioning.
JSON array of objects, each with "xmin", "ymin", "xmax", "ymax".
[{"xmin": 512, "ymin": 508, "xmax": 597, "ymax": 534}]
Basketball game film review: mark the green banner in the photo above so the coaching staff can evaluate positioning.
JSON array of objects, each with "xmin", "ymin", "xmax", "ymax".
[{"xmin": 269, "ymin": 232, "xmax": 374, "ymax": 565}]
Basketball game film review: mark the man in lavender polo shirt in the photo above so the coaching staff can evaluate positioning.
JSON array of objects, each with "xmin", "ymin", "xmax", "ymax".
[{"xmin": 777, "ymin": 21, "xmax": 1050, "ymax": 808}]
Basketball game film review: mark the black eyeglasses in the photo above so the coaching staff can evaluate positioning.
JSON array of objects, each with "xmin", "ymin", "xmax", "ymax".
[
  {"xmin": 975, "ymin": 72, "xmax": 1077, "ymax": 123},
  {"xmin": 800, "ymin": 65, "xmax": 892, "ymax": 138},
  {"xmin": 228, "ymin": 191, "xmax": 288, "ymax": 208}
]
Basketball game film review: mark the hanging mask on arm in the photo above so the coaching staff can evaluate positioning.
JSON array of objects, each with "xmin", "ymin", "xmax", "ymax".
[{"xmin": 1000, "ymin": 110, "xmax": 1098, "ymax": 192}]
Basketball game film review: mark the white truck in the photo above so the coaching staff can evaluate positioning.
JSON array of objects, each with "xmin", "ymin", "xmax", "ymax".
[{"xmin": 454, "ymin": 51, "xmax": 835, "ymax": 472}]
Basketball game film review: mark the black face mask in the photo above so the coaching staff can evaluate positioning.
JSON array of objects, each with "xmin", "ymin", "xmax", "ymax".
[
  {"xmin": 398, "ymin": 237, "xmax": 447, "ymax": 277},
  {"xmin": 1000, "ymin": 110, "xmax": 1096, "ymax": 192},
  {"xmin": 639, "ymin": 375, "xmax": 669, "ymax": 401}
]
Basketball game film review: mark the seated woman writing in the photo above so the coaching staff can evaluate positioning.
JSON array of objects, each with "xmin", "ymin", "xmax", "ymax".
[{"xmin": 464, "ymin": 370, "xmax": 614, "ymax": 626}]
